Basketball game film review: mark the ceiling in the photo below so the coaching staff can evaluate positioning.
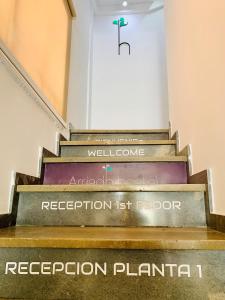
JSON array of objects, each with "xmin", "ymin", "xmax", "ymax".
[{"xmin": 92, "ymin": 0, "xmax": 164, "ymax": 16}]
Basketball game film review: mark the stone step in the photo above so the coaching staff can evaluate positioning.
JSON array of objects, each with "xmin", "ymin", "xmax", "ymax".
[
  {"xmin": 60, "ymin": 140, "xmax": 176, "ymax": 158},
  {"xmin": 62, "ymin": 140, "xmax": 176, "ymax": 145},
  {"xmin": 0, "ymin": 227, "xmax": 225, "ymax": 299},
  {"xmin": 71, "ymin": 129, "xmax": 170, "ymax": 133},
  {"xmin": 43, "ymin": 156, "xmax": 187, "ymax": 163},
  {"xmin": 71, "ymin": 129, "xmax": 170, "ymax": 142},
  {"xmin": 43, "ymin": 161, "xmax": 188, "ymax": 185},
  {"xmin": 16, "ymin": 184, "xmax": 206, "ymax": 227}
]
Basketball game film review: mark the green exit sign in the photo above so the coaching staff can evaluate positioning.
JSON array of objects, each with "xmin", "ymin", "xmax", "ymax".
[{"xmin": 113, "ymin": 18, "xmax": 128, "ymax": 27}]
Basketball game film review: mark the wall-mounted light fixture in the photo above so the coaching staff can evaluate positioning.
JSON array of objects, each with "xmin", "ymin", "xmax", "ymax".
[{"xmin": 113, "ymin": 17, "xmax": 131, "ymax": 55}]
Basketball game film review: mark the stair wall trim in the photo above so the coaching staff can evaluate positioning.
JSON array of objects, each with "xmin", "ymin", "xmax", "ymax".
[
  {"xmin": 172, "ymin": 130, "xmax": 193, "ymax": 179},
  {"xmin": 0, "ymin": 172, "xmax": 40, "ymax": 228},
  {"xmin": 189, "ymin": 169, "xmax": 225, "ymax": 233},
  {"xmin": 0, "ymin": 134, "xmax": 68, "ymax": 228}
]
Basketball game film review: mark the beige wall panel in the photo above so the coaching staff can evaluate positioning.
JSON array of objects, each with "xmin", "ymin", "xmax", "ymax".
[
  {"xmin": 165, "ymin": 0, "xmax": 225, "ymax": 214},
  {"xmin": 0, "ymin": 0, "xmax": 72, "ymax": 119}
]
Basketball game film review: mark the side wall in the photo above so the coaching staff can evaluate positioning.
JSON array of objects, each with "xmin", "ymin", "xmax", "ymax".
[
  {"xmin": 90, "ymin": 9, "xmax": 169, "ymax": 129},
  {"xmin": 0, "ymin": 0, "xmax": 72, "ymax": 120},
  {"xmin": 0, "ymin": 51, "xmax": 69, "ymax": 213},
  {"xmin": 67, "ymin": 0, "xmax": 94, "ymax": 129},
  {"xmin": 165, "ymin": 0, "xmax": 225, "ymax": 214}
]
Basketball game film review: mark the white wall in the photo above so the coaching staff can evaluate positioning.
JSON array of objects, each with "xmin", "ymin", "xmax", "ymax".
[
  {"xmin": 0, "ymin": 49, "xmax": 69, "ymax": 213},
  {"xmin": 90, "ymin": 9, "xmax": 168, "ymax": 129},
  {"xmin": 67, "ymin": 0, "xmax": 94, "ymax": 129}
]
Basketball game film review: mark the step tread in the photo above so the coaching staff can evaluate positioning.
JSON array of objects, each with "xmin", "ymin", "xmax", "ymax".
[
  {"xmin": 61, "ymin": 140, "xmax": 176, "ymax": 146},
  {"xmin": 71, "ymin": 129, "xmax": 169, "ymax": 134},
  {"xmin": 17, "ymin": 184, "xmax": 206, "ymax": 193},
  {"xmin": 43, "ymin": 156, "xmax": 187, "ymax": 163},
  {"xmin": 0, "ymin": 227, "xmax": 224, "ymax": 249}
]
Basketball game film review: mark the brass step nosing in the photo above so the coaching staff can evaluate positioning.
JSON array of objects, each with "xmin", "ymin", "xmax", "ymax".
[
  {"xmin": 17, "ymin": 184, "xmax": 206, "ymax": 193},
  {"xmin": 60, "ymin": 140, "xmax": 176, "ymax": 146},
  {"xmin": 0, "ymin": 226, "xmax": 225, "ymax": 250},
  {"xmin": 1, "ymin": 240, "xmax": 225, "ymax": 250},
  {"xmin": 70, "ymin": 129, "xmax": 170, "ymax": 134},
  {"xmin": 43, "ymin": 156, "xmax": 188, "ymax": 163}
]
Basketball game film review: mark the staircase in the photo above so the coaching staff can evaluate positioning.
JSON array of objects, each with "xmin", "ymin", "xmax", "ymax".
[{"xmin": 0, "ymin": 129, "xmax": 225, "ymax": 299}]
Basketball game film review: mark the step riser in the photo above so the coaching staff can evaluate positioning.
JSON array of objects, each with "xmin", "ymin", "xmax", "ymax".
[
  {"xmin": 71, "ymin": 133, "xmax": 169, "ymax": 141},
  {"xmin": 16, "ymin": 192, "xmax": 206, "ymax": 227},
  {"xmin": 0, "ymin": 248, "xmax": 224, "ymax": 299},
  {"xmin": 44, "ymin": 163, "xmax": 187, "ymax": 185},
  {"xmin": 60, "ymin": 145, "xmax": 176, "ymax": 158}
]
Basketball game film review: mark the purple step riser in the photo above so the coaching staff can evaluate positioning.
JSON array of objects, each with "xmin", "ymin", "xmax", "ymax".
[{"xmin": 43, "ymin": 162, "xmax": 187, "ymax": 185}]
